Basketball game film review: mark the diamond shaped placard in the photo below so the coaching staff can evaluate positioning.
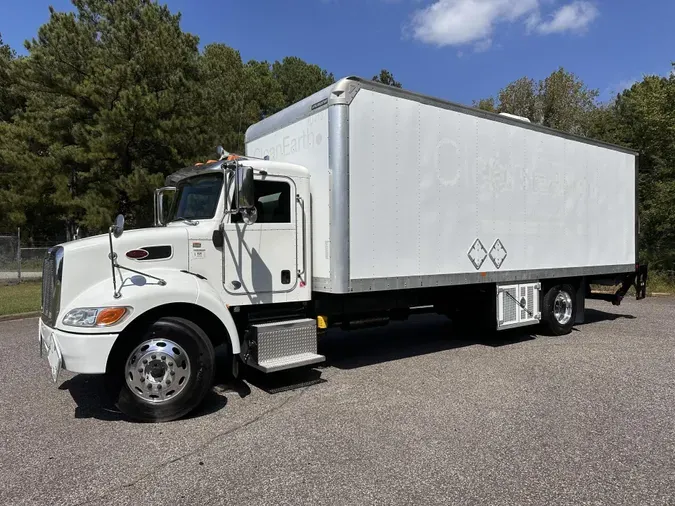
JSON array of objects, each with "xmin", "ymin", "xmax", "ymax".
[
  {"xmin": 468, "ymin": 238, "xmax": 488, "ymax": 270},
  {"xmin": 489, "ymin": 239, "xmax": 507, "ymax": 269}
]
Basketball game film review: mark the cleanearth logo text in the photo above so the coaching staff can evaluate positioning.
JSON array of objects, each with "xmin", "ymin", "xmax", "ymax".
[{"xmin": 252, "ymin": 127, "xmax": 323, "ymax": 160}]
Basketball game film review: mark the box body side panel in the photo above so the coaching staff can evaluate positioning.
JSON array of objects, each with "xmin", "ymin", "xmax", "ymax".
[{"xmin": 348, "ymin": 88, "xmax": 635, "ymax": 286}]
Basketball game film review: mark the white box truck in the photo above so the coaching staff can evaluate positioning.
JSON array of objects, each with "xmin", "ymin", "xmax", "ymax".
[{"xmin": 38, "ymin": 77, "xmax": 648, "ymax": 422}]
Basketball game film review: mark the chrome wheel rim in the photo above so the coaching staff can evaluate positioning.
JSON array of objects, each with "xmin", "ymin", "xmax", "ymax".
[
  {"xmin": 553, "ymin": 291, "xmax": 573, "ymax": 325},
  {"xmin": 125, "ymin": 339, "xmax": 190, "ymax": 403}
]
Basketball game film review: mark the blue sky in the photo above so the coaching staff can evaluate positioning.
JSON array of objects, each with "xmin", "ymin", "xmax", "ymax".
[{"xmin": 1, "ymin": 0, "xmax": 673, "ymax": 104}]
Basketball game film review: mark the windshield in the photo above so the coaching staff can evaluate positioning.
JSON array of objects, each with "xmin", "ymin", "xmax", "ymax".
[{"xmin": 169, "ymin": 172, "xmax": 223, "ymax": 222}]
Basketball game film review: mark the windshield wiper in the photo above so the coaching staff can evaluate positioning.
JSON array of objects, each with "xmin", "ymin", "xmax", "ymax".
[{"xmin": 173, "ymin": 217, "xmax": 199, "ymax": 226}]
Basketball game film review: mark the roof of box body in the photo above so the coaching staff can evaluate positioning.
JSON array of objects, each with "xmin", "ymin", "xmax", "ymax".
[{"xmin": 245, "ymin": 76, "xmax": 638, "ymax": 156}]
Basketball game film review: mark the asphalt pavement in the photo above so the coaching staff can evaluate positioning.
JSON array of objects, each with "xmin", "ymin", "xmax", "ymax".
[{"xmin": 0, "ymin": 298, "xmax": 673, "ymax": 506}]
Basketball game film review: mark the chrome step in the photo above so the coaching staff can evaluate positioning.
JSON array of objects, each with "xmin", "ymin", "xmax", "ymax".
[{"xmin": 251, "ymin": 352, "xmax": 326, "ymax": 373}]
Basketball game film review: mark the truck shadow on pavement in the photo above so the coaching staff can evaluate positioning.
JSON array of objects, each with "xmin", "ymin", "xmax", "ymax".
[
  {"xmin": 579, "ymin": 308, "xmax": 636, "ymax": 325},
  {"xmin": 58, "ymin": 375, "xmax": 230, "ymax": 422},
  {"xmin": 319, "ymin": 314, "xmax": 537, "ymax": 370},
  {"xmin": 318, "ymin": 308, "xmax": 635, "ymax": 370},
  {"xmin": 58, "ymin": 376, "xmax": 125, "ymax": 421}
]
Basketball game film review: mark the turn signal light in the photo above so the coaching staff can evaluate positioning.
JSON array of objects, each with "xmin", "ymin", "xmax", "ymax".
[{"xmin": 96, "ymin": 307, "xmax": 128, "ymax": 326}]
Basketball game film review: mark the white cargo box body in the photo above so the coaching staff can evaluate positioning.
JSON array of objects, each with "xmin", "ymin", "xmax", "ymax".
[{"xmin": 246, "ymin": 77, "xmax": 637, "ymax": 294}]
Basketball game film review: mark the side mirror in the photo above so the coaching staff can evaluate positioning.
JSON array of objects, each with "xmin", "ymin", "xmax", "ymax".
[
  {"xmin": 212, "ymin": 226, "xmax": 224, "ymax": 248},
  {"xmin": 154, "ymin": 186, "xmax": 176, "ymax": 226},
  {"xmin": 112, "ymin": 214, "xmax": 125, "ymax": 238},
  {"xmin": 236, "ymin": 165, "xmax": 255, "ymax": 210}
]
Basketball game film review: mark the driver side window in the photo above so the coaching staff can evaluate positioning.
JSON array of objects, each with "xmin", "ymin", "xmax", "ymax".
[{"xmin": 231, "ymin": 180, "xmax": 292, "ymax": 224}]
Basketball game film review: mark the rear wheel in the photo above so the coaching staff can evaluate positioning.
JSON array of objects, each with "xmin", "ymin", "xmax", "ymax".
[
  {"xmin": 542, "ymin": 284, "xmax": 576, "ymax": 336},
  {"xmin": 109, "ymin": 317, "xmax": 215, "ymax": 422}
]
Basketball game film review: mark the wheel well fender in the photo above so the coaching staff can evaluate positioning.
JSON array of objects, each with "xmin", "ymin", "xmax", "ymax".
[
  {"xmin": 106, "ymin": 301, "xmax": 240, "ymax": 374},
  {"xmin": 193, "ymin": 277, "xmax": 241, "ymax": 355}
]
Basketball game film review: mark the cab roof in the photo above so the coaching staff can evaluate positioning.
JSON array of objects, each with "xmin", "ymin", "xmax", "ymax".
[{"xmin": 165, "ymin": 158, "xmax": 309, "ymax": 186}]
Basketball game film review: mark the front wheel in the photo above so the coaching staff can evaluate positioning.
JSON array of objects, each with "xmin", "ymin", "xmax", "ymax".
[
  {"xmin": 109, "ymin": 317, "xmax": 216, "ymax": 422},
  {"xmin": 541, "ymin": 284, "xmax": 577, "ymax": 336}
]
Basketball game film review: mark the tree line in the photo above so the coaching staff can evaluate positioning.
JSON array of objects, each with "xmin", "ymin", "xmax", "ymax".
[
  {"xmin": 0, "ymin": 0, "xmax": 401, "ymax": 241},
  {"xmin": 0, "ymin": 0, "xmax": 672, "ymax": 270}
]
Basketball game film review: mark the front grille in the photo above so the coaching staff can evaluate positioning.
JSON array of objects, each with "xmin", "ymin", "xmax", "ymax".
[
  {"xmin": 41, "ymin": 255, "xmax": 54, "ymax": 314},
  {"xmin": 41, "ymin": 246, "xmax": 64, "ymax": 327}
]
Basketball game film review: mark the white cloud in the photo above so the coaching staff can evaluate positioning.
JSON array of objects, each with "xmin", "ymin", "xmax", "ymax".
[
  {"xmin": 536, "ymin": 1, "xmax": 598, "ymax": 34},
  {"xmin": 408, "ymin": 0, "xmax": 538, "ymax": 48},
  {"xmin": 525, "ymin": 11, "xmax": 541, "ymax": 32},
  {"xmin": 407, "ymin": 0, "xmax": 598, "ymax": 50}
]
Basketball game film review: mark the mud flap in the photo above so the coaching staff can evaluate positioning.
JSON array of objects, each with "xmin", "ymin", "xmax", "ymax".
[
  {"xmin": 613, "ymin": 263, "xmax": 649, "ymax": 305},
  {"xmin": 635, "ymin": 263, "xmax": 648, "ymax": 300},
  {"xmin": 575, "ymin": 278, "xmax": 586, "ymax": 324}
]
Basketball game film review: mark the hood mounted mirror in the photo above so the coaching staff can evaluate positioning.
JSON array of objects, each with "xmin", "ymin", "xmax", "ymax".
[{"xmin": 112, "ymin": 214, "xmax": 125, "ymax": 238}]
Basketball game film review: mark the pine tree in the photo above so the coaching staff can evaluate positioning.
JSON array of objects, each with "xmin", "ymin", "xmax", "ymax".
[
  {"xmin": 372, "ymin": 69, "xmax": 402, "ymax": 88},
  {"xmin": 0, "ymin": 0, "xmax": 207, "ymax": 235},
  {"xmin": 271, "ymin": 56, "xmax": 335, "ymax": 106}
]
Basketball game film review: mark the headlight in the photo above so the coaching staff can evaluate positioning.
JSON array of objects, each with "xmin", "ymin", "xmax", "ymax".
[{"xmin": 62, "ymin": 307, "xmax": 130, "ymax": 327}]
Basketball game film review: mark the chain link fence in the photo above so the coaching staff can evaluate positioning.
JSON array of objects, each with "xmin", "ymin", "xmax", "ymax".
[
  {"xmin": 0, "ymin": 229, "xmax": 55, "ymax": 284},
  {"xmin": 0, "ymin": 234, "xmax": 21, "ymax": 283}
]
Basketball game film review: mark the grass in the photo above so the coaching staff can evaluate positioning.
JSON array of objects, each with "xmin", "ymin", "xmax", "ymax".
[
  {"xmin": 645, "ymin": 271, "xmax": 675, "ymax": 294},
  {"xmin": 19, "ymin": 259, "xmax": 45, "ymax": 271},
  {"xmin": 0, "ymin": 281, "xmax": 42, "ymax": 317}
]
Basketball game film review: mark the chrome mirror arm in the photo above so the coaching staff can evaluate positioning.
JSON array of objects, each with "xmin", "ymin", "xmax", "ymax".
[
  {"xmin": 108, "ymin": 226, "xmax": 120, "ymax": 299},
  {"xmin": 108, "ymin": 215, "xmax": 166, "ymax": 299}
]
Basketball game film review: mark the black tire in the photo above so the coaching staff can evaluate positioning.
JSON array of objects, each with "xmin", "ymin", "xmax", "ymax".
[
  {"xmin": 541, "ymin": 284, "xmax": 577, "ymax": 336},
  {"xmin": 108, "ymin": 317, "xmax": 216, "ymax": 423}
]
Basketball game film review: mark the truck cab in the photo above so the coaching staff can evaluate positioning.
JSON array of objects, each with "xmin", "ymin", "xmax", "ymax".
[
  {"xmin": 162, "ymin": 156, "xmax": 312, "ymax": 306},
  {"xmin": 39, "ymin": 152, "xmax": 321, "ymax": 422}
]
